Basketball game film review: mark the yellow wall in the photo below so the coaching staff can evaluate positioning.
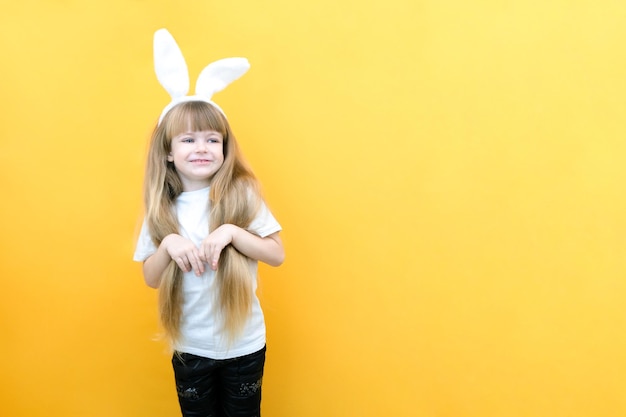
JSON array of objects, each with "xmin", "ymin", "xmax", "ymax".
[{"xmin": 2, "ymin": 0, "xmax": 626, "ymax": 416}]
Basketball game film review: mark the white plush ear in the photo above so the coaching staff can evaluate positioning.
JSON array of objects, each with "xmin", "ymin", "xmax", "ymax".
[
  {"xmin": 195, "ymin": 58, "xmax": 250, "ymax": 99},
  {"xmin": 153, "ymin": 28, "xmax": 190, "ymax": 99}
]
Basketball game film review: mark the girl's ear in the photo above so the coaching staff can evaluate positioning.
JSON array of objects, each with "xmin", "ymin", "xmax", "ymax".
[{"xmin": 167, "ymin": 152, "xmax": 174, "ymax": 162}]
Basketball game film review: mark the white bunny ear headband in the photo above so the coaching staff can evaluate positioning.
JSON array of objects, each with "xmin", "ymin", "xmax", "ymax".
[{"xmin": 153, "ymin": 28, "xmax": 250, "ymax": 124}]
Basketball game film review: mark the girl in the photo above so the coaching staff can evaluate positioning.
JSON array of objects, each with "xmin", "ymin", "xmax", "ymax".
[{"xmin": 134, "ymin": 29, "xmax": 284, "ymax": 417}]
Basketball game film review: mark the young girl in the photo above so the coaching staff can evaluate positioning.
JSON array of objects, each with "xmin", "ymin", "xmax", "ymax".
[{"xmin": 134, "ymin": 29, "xmax": 284, "ymax": 417}]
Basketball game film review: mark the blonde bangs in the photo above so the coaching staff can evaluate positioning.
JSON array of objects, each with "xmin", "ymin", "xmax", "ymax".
[{"xmin": 162, "ymin": 101, "xmax": 229, "ymax": 140}]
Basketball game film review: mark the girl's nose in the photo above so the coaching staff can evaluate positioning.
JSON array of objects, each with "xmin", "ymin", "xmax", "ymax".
[{"xmin": 196, "ymin": 141, "xmax": 208, "ymax": 152}]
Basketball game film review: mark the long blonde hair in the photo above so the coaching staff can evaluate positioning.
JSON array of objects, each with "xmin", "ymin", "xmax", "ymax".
[{"xmin": 143, "ymin": 101, "xmax": 261, "ymax": 343}]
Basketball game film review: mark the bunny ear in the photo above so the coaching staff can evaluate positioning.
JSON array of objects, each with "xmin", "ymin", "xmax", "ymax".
[
  {"xmin": 153, "ymin": 28, "xmax": 190, "ymax": 99},
  {"xmin": 195, "ymin": 57, "xmax": 250, "ymax": 99}
]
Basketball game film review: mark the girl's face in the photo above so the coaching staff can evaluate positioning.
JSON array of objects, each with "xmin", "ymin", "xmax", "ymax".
[{"xmin": 168, "ymin": 130, "xmax": 224, "ymax": 191}]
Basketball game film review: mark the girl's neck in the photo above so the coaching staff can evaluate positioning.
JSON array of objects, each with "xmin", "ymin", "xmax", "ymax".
[
  {"xmin": 181, "ymin": 185, "xmax": 210, "ymax": 194},
  {"xmin": 180, "ymin": 178, "xmax": 211, "ymax": 192}
]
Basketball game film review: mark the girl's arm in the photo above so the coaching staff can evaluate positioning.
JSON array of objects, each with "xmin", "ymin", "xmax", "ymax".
[
  {"xmin": 200, "ymin": 225, "xmax": 284, "ymax": 270},
  {"xmin": 143, "ymin": 234, "xmax": 205, "ymax": 288}
]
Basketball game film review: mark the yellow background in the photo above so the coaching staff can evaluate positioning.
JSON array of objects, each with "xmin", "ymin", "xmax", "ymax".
[{"xmin": 1, "ymin": 0, "xmax": 626, "ymax": 416}]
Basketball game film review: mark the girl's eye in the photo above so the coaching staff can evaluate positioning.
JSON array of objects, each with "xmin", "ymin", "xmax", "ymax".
[{"xmin": 182, "ymin": 138, "xmax": 194, "ymax": 143}]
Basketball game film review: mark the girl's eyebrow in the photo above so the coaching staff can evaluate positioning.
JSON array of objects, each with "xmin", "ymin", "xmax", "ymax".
[{"xmin": 174, "ymin": 131, "xmax": 221, "ymax": 138}]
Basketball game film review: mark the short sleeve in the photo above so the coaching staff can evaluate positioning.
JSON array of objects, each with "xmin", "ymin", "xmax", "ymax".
[
  {"xmin": 133, "ymin": 218, "xmax": 158, "ymax": 262},
  {"xmin": 248, "ymin": 201, "xmax": 281, "ymax": 238}
]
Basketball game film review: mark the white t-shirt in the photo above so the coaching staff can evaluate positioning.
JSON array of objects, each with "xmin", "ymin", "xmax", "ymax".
[{"xmin": 133, "ymin": 186, "xmax": 281, "ymax": 359}]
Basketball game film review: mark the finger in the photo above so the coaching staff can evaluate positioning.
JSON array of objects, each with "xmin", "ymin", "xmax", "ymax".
[
  {"xmin": 211, "ymin": 247, "xmax": 221, "ymax": 270},
  {"xmin": 189, "ymin": 253, "xmax": 204, "ymax": 276},
  {"xmin": 177, "ymin": 256, "xmax": 190, "ymax": 272},
  {"xmin": 199, "ymin": 247, "xmax": 208, "ymax": 263}
]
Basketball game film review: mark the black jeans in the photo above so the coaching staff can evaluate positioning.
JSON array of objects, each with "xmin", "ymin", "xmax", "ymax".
[{"xmin": 171, "ymin": 346, "xmax": 266, "ymax": 417}]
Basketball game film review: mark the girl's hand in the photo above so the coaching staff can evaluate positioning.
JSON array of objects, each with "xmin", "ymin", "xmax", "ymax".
[
  {"xmin": 163, "ymin": 234, "xmax": 204, "ymax": 276},
  {"xmin": 199, "ymin": 224, "xmax": 236, "ymax": 270}
]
